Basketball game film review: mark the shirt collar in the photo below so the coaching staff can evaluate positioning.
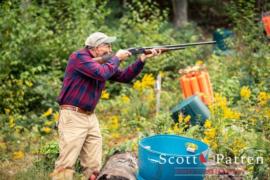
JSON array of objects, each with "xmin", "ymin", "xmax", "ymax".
[{"xmin": 84, "ymin": 48, "xmax": 95, "ymax": 58}]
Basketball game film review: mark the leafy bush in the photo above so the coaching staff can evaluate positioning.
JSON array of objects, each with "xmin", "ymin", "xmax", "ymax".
[{"xmin": 1, "ymin": 0, "xmax": 269, "ymax": 179}]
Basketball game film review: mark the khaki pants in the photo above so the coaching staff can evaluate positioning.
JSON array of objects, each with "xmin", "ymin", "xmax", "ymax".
[{"xmin": 51, "ymin": 109, "xmax": 102, "ymax": 180}]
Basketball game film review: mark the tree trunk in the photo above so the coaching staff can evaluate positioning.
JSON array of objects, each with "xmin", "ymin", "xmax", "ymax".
[
  {"xmin": 172, "ymin": 0, "xmax": 188, "ymax": 28},
  {"xmin": 97, "ymin": 152, "xmax": 138, "ymax": 180}
]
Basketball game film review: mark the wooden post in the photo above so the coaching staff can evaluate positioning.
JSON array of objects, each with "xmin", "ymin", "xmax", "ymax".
[{"xmin": 155, "ymin": 73, "xmax": 162, "ymax": 115}]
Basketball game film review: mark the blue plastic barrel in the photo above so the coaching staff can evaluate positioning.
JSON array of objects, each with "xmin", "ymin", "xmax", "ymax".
[
  {"xmin": 171, "ymin": 95, "xmax": 210, "ymax": 125},
  {"xmin": 213, "ymin": 28, "xmax": 234, "ymax": 55},
  {"xmin": 137, "ymin": 134, "xmax": 209, "ymax": 180}
]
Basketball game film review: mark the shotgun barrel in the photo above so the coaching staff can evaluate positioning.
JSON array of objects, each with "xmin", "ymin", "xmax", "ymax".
[
  {"xmin": 93, "ymin": 40, "xmax": 216, "ymax": 63},
  {"xmin": 142, "ymin": 41, "xmax": 216, "ymax": 49}
]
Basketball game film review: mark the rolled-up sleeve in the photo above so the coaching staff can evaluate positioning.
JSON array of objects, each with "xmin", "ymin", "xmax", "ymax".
[
  {"xmin": 109, "ymin": 59, "xmax": 145, "ymax": 83},
  {"xmin": 74, "ymin": 53, "xmax": 120, "ymax": 81}
]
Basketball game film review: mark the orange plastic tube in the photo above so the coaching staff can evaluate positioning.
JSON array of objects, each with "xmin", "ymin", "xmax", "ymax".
[
  {"xmin": 197, "ymin": 72, "xmax": 211, "ymax": 104},
  {"xmin": 262, "ymin": 16, "xmax": 270, "ymax": 37},
  {"xmin": 190, "ymin": 76, "xmax": 200, "ymax": 97},
  {"xmin": 203, "ymin": 71, "xmax": 214, "ymax": 101},
  {"xmin": 180, "ymin": 75, "xmax": 193, "ymax": 98},
  {"xmin": 179, "ymin": 77, "xmax": 187, "ymax": 98}
]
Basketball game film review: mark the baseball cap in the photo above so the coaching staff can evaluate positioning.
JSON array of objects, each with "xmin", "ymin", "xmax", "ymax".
[{"xmin": 85, "ymin": 32, "xmax": 116, "ymax": 47}]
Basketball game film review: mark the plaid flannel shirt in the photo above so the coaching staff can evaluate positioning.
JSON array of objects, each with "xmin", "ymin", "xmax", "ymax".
[{"xmin": 57, "ymin": 48, "xmax": 145, "ymax": 111}]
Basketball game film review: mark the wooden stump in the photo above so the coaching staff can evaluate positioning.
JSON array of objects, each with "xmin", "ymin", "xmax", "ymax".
[{"xmin": 97, "ymin": 152, "xmax": 138, "ymax": 180}]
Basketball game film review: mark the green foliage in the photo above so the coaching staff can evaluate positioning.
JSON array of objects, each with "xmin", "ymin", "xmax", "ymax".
[
  {"xmin": 0, "ymin": 0, "xmax": 111, "ymax": 156},
  {"xmin": 0, "ymin": 0, "xmax": 269, "ymax": 179},
  {"xmin": 35, "ymin": 141, "xmax": 59, "ymax": 171},
  {"xmin": 226, "ymin": 0, "xmax": 270, "ymax": 88}
]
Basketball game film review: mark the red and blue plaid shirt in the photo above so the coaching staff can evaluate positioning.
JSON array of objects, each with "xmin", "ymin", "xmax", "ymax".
[{"xmin": 57, "ymin": 48, "xmax": 145, "ymax": 111}]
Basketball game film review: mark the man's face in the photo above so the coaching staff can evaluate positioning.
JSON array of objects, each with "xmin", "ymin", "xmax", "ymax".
[{"xmin": 94, "ymin": 43, "xmax": 112, "ymax": 57}]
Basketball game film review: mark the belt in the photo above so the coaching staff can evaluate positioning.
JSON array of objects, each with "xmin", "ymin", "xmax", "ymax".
[{"xmin": 60, "ymin": 105, "xmax": 94, "ymax": 115}]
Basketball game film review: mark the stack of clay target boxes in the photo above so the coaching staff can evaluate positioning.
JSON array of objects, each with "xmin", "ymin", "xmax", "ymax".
[{"xmin": 179, "ymin": 65, "xmax": 213, "ymax": 105}]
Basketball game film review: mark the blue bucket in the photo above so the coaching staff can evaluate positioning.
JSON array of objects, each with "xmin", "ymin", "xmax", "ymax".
[
  {"xmin": 137, "ymin": 134, "xmax": 209, "ymax": 180},
  {"xmin": 171, "ymin": 95, "xmax": 210, "ymax": 125}
]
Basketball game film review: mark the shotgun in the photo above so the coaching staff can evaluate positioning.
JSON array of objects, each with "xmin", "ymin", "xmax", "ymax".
[{"xmin": 93, "ymin": 41, "xmax": 216, "ymax": 63}]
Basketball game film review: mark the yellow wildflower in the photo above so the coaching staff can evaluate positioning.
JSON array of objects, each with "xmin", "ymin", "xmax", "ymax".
[
  {"xmin": 266, "ymin": 108, "xmax": 270, "ymax": 118},
  {"xmin": 131, "ymin": 141, "xmax": 138, "ymax": 151},
  {"xmin": 13, "ymin": 151, "xmax": 24, "ymax": 160},
  {"xmin": 101, "ymin": 90, "xmax": 110, "ymax": 99},
  {"xmin": 44, "ymin": 121, "xmax": 53, "ymax": 126},
  {"xmin": 211, "ymin": 142, "xmax": 218, "ymax": 150},
  {"xmin": 110, "ymin": 116, "xmax": 119, "ymax": 130},
  {"xmin": 121, "ymin": 95, "xmax": 130, "ymax": 104},
  {"xmin": 173, "ymin": 123, "xmax": 179, "ymax": 131},
  {"xmin": 240, "ymin": 86, "xmax": 251, "ymax": 100},
  {"xmin": 249, "ymin": 118, "xmax": 257, "ymax": 125},
  {"xmin": 208, "ymin": 104, "xmax": 216, "ymax": 114},
  {"xmin": 53, "ymin": 112, "xmax": 59, "ymax": 122},
  {"xmin": 231, "ymin": 138, "xmax": 246, "ymax": 155},
  {"xmin": 173, "ymin": 123, "xmax": 181, "ymax": 134},
  {"xmin": 202, "ymin": 137, "xmax": 210, "ymax": 145},
  {"xmin": 184, "ymin": 115, "xmax": 191, "ymax": 123},
  {"xmin": 195, "ymin": 60, "xmax": 204, "ymax": 65},
  {"xmin": 214, "ymin": 93, "xmax": 227, "ymax": 109},
  {"xmin": 204, "ymin": 120, "xmax": 212, "ymax": 128},
  {"xmin": 141, "ymin": 74, "xmax": 155, "ymax": 88},
  {"xmin": 223, "ymin": 108, "xmax": 241, "ymax": 119},
  {"xmin": 133, "ymin": 74, "xmax": 155, "ymax": 91},
  {"xmin": 0, "ymin": 142, "xmax": 7, "ymax": 150},
  {"xmin": 178, "ymin": 114, "xmax": 184, "ymax": 123},
  {"xmin": 223, "ymin": 132, "xmax": 228, "ymax": 142},
  {"xmin": 4, "ymin": 108, "xmax": 10, "ymax": 114},
  {"xmin": 258, "ymin": 92, "xmax": 270, "ymax": 106},
  {"xmin": 204, "ymin": 128, "xmax": 216, "ymax": 139},
  {"xmin": 167, "ymin": 128, "xmax": 174, "ymax": 134},
  {"xmin": 25, "ymin": 80, "xmax": 33, "ymax": 87},
  {"xmin": 203, "ymin": 137, "xmax": 217, "ymax": 150},
  {"xmin": 111, "ymin": 132, "xmax": 120, "ymax": 139},
  {"xmin": 41, "ymin": 127, "xmax": 52, "ymax": 134},
  {"xmin": 133, "ymin": 80, "xmax": 142, "ymax": 91},
  {"xmin": 9, "ymin": 116, "xmax": 15, "ymax": 128},
  {"xmin": 42, "ymin": 108, "xmax": 53, "ymax": 117}
]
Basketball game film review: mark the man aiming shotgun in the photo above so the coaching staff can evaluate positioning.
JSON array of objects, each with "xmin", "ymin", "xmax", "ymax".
[
  {"xmin": 51, "ymin": 32, "xmax": 161, "ymax": 180},
  {"xmin": 51, "ymin": 31, "xmax": 216, "ymax": 180}
]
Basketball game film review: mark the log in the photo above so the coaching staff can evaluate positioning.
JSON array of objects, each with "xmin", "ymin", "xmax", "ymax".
[{"xmin": 97, "ymin": 152, "xmax": 138, "ymax": 180}]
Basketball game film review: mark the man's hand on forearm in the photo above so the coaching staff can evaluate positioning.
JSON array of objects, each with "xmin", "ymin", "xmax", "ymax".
[
  {"xmin": 115, "ymin": 50, "xmax": 132, "ymax": 62},
  {"xmin": 139, "ymin": 49, "xmax": 162, "ymax": 62}
]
